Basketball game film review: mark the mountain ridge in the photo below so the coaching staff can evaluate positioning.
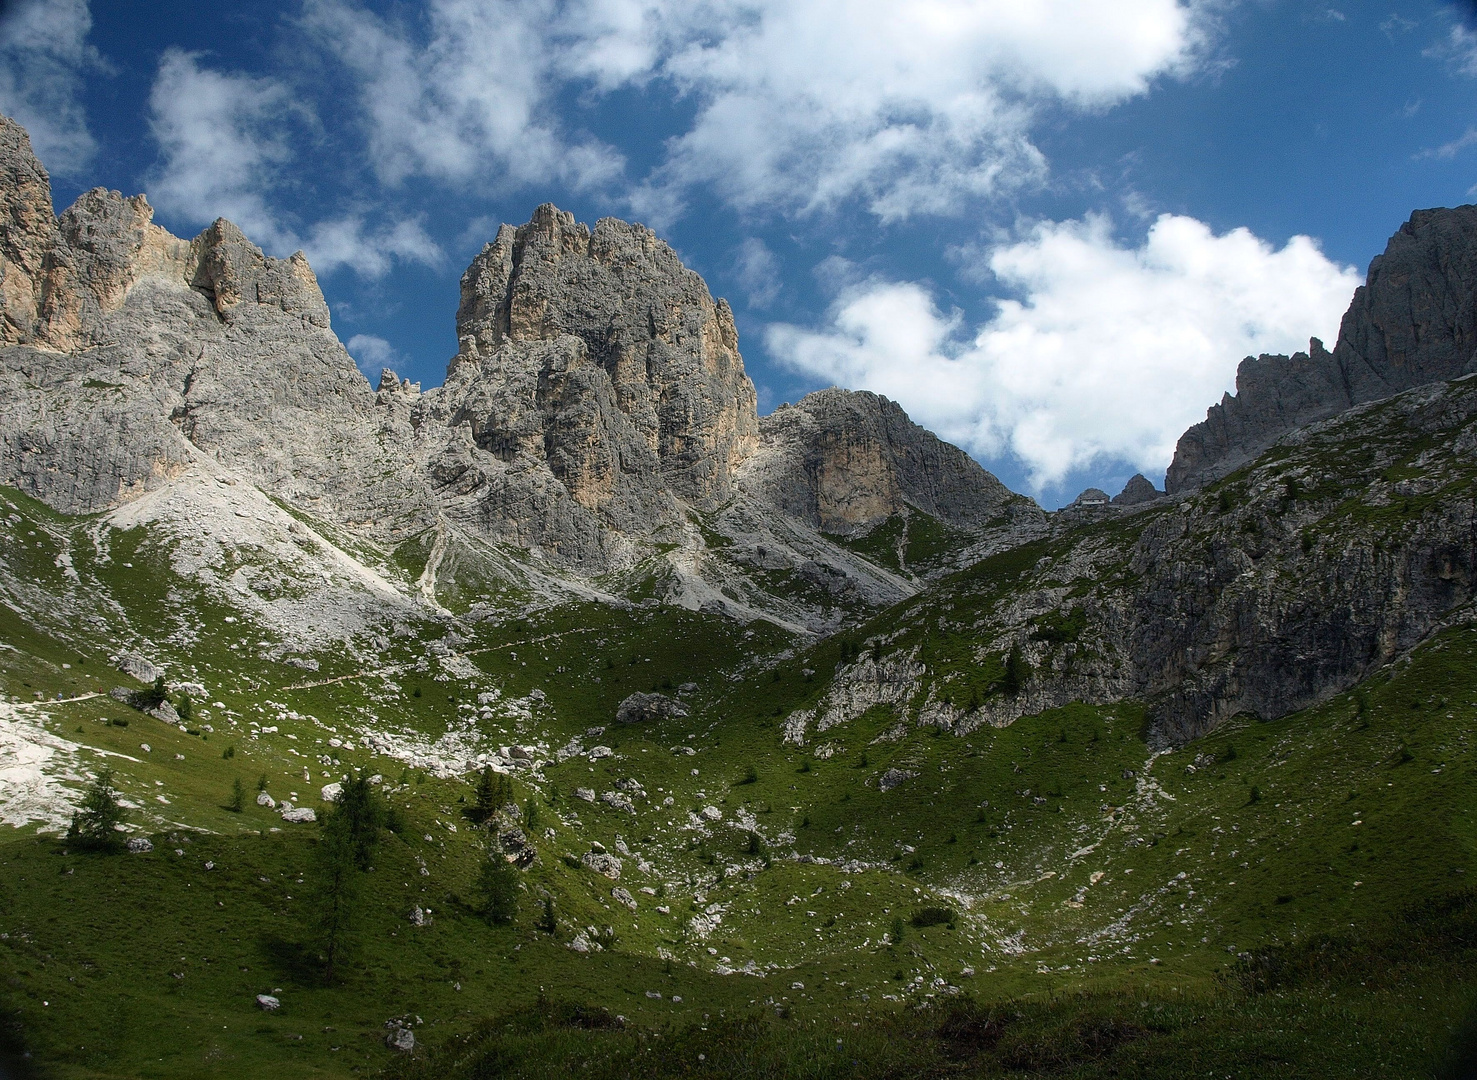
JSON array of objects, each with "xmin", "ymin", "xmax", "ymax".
[{"xmin": 0, "ymin": 115, "xmax": 1037, "ymax": 633}]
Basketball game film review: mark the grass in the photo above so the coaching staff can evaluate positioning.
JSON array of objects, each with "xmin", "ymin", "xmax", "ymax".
[{"xmin": 2, "ymin": 381, "xmax": 1477, "ymax": 1080}]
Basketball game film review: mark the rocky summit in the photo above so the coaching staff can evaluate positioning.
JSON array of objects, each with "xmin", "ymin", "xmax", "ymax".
[
  {"xmin": 0, "ymin": 115, "xmax": 1035, "ymax": 632},
  {"xmin": 1, "ymin": 111, "xmax": 1476, "ymax": 1080},
  {"xmin": 1167, "ymin": 205, "xmax": 1477, "ymax": 492}
]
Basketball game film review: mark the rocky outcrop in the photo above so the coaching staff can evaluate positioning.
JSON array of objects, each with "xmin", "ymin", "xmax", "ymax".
[
  {"xmin": 615, "ymin": 692, "xmax": 689, "ymax": 725},
  {"xmin": 741, "ymin": 387, "xmax": 1032, "ymax": 534},
  {"xmin": 1112, "ymin": 474, "xmax": 1164, "ymax": 506},
  {"xmin": 452, "ymin": 204, "xmax": 759, "ymax": 509},
  {"xmin": 849, "ymin": 372, "xmax": 1477, "ymax": 746},
  {"xmin": 1168, "ymin": 206, "xmax": 1477, "ymax": 492},
  {"xmin": 0, "ymin": 113, "xmax": 1037, "ymax": 628}
]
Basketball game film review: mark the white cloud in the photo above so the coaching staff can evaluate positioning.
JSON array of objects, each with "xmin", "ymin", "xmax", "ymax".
[
  {"xmin": 0, "ymin": 0, "xmax": 102, "ymax": 174},
  {"xmin": 767, "ymin": 214, "xmax": 1360, "ymax": 491},
  {"xmin": 1435, "ymin": 22, "xmax": 1477, "ymax": 77},
  {"xmin": 1419, "ymin": 126, "xmax": 1477, "ymax": 159},
  {"xmin": 303, "ymin": 0, "xmax": 1206, "ymax": 222},
  {"xmin": 300, "ymin": 0, "xmax": 625, "ymax": 191},
  {"xmin": 146, "ymin": 49, "xmax": 295, "ymax": 246},
  {"xmin": 146, "ymin": 50, "xmax": 442, "ymax": 279},
  {"xmin": 647, "ymin": 0, "xmax": 1202, "ymax": 220},
  {"xmin": 733, "ymin": 238, "xmax": 781, "ymax": 309},
  {"xmin": 347, "ymin": 333, "xmax": 400, "ymax": 372}
]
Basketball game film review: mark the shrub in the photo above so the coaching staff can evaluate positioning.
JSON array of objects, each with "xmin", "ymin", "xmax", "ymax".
[
  {"xmin": 912, "ymin": 906, "xmax": 955, "ymax": 928},
  {"xmin": 132, "ymin": 675, "xmax": 168, "ymax": 712}
]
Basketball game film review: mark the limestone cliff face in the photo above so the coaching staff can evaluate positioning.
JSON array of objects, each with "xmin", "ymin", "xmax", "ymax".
[
  {"xmin": 1167, "ymin": 206, "xmax": 1477, "ymax": 492},
  {"xmin": 452, "ymin": 204, "xmax": 759, "ymax": 510},
  {"xmin": 0, "ymin": 116, "xmax": 423, "ymax": 528},
  {"xmin": 0, "ymin": 114, "xmax": 1030, "ymax": 626},
  {"xmin": 0, "ymin": 117, "xmax": 59, "ymax": 345},
  {"xmin": 741, "ymin": 387, "xmax": 1033, "ymax": 534}
]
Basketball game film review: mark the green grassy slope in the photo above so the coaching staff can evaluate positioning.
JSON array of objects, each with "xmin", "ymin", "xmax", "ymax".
[{"xmin": 0, "ymin": 442, "xmax": 1474, "ymax": 1077}]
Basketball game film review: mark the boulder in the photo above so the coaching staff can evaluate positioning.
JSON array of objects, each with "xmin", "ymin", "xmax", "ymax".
[
  {"xmin": 616, "ymin": 692, "xmax": 688, "ymax": 725},
  {"xmin": 146, "ymin": 700, "xmax": 180, "ymax": 724},
  {"xmin": 126, "ymin": 836, "xmax": 153, "ymax": 853},
  {"xmin": 601, "ymin": 791, "xmax": 635, "ymax": 814},
  {"xmin": 256, "ymin": 994, "xmax": 280, "ymax": 1011},
  {"xmin": 385, "ymin": 1022, "xmax": 415, "ymax": 1052},
  {"xmin": 581, "ymin": 851, "xmax": 622, "ymax": 879},
  {"xmin": 878, "ymin": 768, "xmax": 916, "ymax": 792},
  {"xmin": 320, "ymin": 782, "xmax": 343, "ymax": 803},
  {"xmin": 117, "ymin": 653, "xmax": 161, "ymax": 683}
]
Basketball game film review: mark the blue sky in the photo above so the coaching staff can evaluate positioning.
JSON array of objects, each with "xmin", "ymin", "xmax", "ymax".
[{"xmin": 4, "ymin": 0, "xmax": 1477, "ymax": 506}]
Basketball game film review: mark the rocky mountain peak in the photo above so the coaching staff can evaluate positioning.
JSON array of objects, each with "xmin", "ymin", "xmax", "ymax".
[
  {"xmin": 743, "ymin": 387, "xmax": 1031, "ymax": 534},
  {"xmin": 0, "ymin": 115, "xmax": 58, "ymax": 344},
  {"xmin": 451, "ymin": 203, "xmax": 758, "ymax": 509},
  {"xmin": 1112, "ymin": 473, "xmax": 1164, "ymax": 506},
  {"xmin": 188, "ymin": 218, "xmax": 330, "ymax": 327},
  {"xmin": 1167, "ymin": 204, "xmax": 1477, "ymax": 492},
  {"xmin": 0, "ymin": 113, "xmax": 1037, "ymax": 628}
]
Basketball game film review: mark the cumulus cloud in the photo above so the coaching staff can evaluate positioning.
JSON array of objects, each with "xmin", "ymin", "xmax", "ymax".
[
  {"xmin": 646, "ymin": 0, "xmax": 1201, "ymax": 220},
  {"xmin": 303, "ymin": 0, "xmax": 1205, "ymax": 221},
  {"xmin": 347, "ymin": 333, "xmax": 400, "ymax": 374},
  {"xmin": 733, "ymin": 238, "xmax": 781, "ymax": 309},
  {"xmin": 767, "ymin": 214, "xmax": 1360, "ymax": 491},
  {"xmin": 300, "ymin": 0, "xmax": 625, "ymax": 191},
  {"xmin": 0, "ymin": 0, "xmax": 102, "ymax": 174},
  {"xmin": 147, "ymin": 49, "xmax": 295, "ymax": 245},
  {"xmin": 146, "ymin": 50, "xmax": 442, "ymax": 278}
]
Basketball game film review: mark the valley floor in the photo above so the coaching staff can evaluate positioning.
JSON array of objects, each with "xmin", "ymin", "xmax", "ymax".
[{"xmin": 0, "ymin": 486, "xmax": 1474, "ymax": 1078}]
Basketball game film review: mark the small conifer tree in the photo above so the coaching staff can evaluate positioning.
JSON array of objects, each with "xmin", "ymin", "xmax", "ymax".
[
  {"xmin": 477, "ymin": 848, "xmax": 520, "ymax": 924},
  {"xmin": 467, "ymin": 766, "xmax": 502, "ymax": 824},
  {"xmin": 134, "ymin": 675, "xmax": 168, "ymax": 711},
  {"xmin": 309, "ymin": 809, "xmax": 360, "ymax": 982},
  {"xmin": 1003, "ymin": 644, "xmax": 1029, "ymax": 698},
  {"xmin": 67, "ymin": 768, "xmax": 126, "ymax": 851}
]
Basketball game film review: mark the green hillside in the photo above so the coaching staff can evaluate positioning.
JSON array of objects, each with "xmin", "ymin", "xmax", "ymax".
[{"xmin": 1, "ymin": 453, "xmax": 1475, "ymax": 1077}]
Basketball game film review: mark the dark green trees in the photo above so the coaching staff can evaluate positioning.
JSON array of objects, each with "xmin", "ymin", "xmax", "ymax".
[
  {"xmin": 308, "ymin": 773, "xmax": 387, "ymax": 980},
  {"xmin": 476, "ymin": 848, "xmax": 520, "ymax": 924},
  {"xmin": 466, "ymin": 766, "xmax": 507, "ymax": 825},
  {"xmin": 67, "ymin": 767, "xmax": 126, "ymax": 851}
]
